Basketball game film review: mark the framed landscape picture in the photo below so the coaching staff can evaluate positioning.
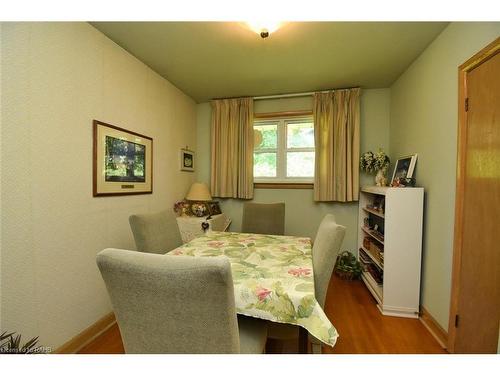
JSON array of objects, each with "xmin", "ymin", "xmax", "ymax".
[
  {"xmin": 93, "ymin": 120, "xmax": 153, "ymax": 196},
  {"xmin": 180, "ymin": 148, "xmax": 194, "ymax": 172}
]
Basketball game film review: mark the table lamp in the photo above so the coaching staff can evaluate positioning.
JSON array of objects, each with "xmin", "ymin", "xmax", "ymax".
[{"xmin": 186, "ymin": 182, "xmax": 212, "ymax": 217}]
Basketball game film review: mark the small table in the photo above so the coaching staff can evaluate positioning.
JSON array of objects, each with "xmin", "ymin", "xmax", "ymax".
[
  {"xmin": 167, "ymin": 231, "xmax": 339, "ymax": 351},
  {"xmin": 176, "ymin": 213, "xmax": 231, "ymax": 243}
]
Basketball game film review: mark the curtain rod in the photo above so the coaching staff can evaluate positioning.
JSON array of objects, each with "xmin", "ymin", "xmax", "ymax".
[
  {"xmin": 253, "ymin": 87, "xmax": 360, "ymax": 101},
  {"xmin": 211, "ymin": 87, "xmax": 360, "ymax": 102},
  {"xmin": 253, "ymin": 91, "xmax": 315, "ymax": 100}
]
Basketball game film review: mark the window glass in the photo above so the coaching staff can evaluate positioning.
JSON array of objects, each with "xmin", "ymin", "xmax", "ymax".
[
  {"xmin": 253, "ymin": 117, "xmax": 314, "ymax": 182},
  {"xmin": 254, "ymin": 124, "xmax": 277, "ymax": 150},
  {"xmin": 286, "ymin": 152, "xmax": 315, "ymax": 177},
  {"xmin": 287, "ymin": 122, "xmax": 314, "ymax": 148},
  {"xmin": 254, "ymin": 152, "xmax": 277, "ymax": 177}
]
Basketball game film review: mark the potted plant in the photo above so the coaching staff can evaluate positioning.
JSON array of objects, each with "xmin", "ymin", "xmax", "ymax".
[
  {"xmin": 360, "ymin": 149, "xmax": 390, "ymax": 186},
  {"xmin": 0, "ymin": 331, "xmax": 43, "ymax": 354},
  {"xmin": 334, "ymin": 251, "xmax": 363, "ymax": 280}
]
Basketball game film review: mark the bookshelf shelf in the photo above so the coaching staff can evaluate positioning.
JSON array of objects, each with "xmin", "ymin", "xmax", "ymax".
[{"xmin": 358, "ymin": 186, "xmax": 424, "ymax": 319}]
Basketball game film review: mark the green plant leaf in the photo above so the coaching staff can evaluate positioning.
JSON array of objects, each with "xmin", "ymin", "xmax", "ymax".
[
  {"xmin": 0, "ymin": 332, "xmax": 42, "ymax": 354},
  {"xmin": 21, "ymin": 336, "xmax": 39, "ymax": 353}
]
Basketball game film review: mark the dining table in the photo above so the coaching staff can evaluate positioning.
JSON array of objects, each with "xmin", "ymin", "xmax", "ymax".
[{"xmin": 166, "ymin": 230, "xmax": 339, "ymax": 352}]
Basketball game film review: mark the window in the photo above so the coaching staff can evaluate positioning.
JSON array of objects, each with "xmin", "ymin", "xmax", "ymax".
[{"xmin": 253, "ymin": 117, "xmax": 315, "ymax": 183}]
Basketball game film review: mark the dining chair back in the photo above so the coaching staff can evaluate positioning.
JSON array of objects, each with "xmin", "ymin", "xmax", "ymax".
[
  {"xmin": 312, "ymin": 214, "xmax": 346, "ymax": 308},
  {"xmin": 266, "ymin": 215, "xmax": 345, "ymax": 351},
  {"xmin": 241, "ymin": 202, "xmax": 285, "ymax": 235},
  {"xmin": 129, "ymin": 210, "xmax": 182, "ymax": 254},
  {"xmin": 97, "ymin": 248, "xmax": 246, "ymax": 353}
]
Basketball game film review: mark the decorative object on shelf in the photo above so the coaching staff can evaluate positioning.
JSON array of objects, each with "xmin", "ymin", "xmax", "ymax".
[
  {"xmin": 334, "ymin": 251, "xmax": 363, "ymax": 280},
  {"xmin": 392, "ymin": 177, "xmax": 416, "ymax": 187},
  {"xmin": 201, "ymin": 221, "xmax": 210, "ymax": 232},
  {"xmin": 372, "ymin": 196, "xmax": 385, "ymax": 213},
  {"xmin": 370, "ymin": 228, "xmax": 384, "ymax": 242},
  {"xmin": 390, "ymin": 154, "xmax": 418, "ymax": 187},
  {"xmin": 173, "ymin": 201, "xmax": 184, "ymax": 215},
  {"xmin": 173, "ymin": 200, "xmax": 191, "ymax": 216},
  {"xmin": 176, "ymin": 213, "xmax": 232, "ymax": 243},
  {"xmin": 185, "ymin": 182, "xmax": 212, "ymax": 217},
  {"xmin": 375, "ymin": 170, "xmax": 386, "ymax": 187},
  {"xmin": 363, "ymin": 236, "xmax": 372, "ymax": 250},
  {"xmin": 207, "ymin": 201, "xmax": 222, "ymax": 216},
  {"xmin": 363, "ymin": 217, "xmax": 371, "ymax": 228},
  {"xmin": 180, "ymin": 148, "xmax": 194, "ymax": 172},
  {"xmin": 190, "ymin": 202, "xmax": 208, "ymax": 217},
  {"xmin": 93, "ymin": 120, "xmax": 153, "ymax": 197},
  {"xmin": 360, "ymin": 149, "xmax": 390, "ymax": 187},
  {"xmin": 370, "ymin": 241, "xmax": 384, "ymax": 261}
]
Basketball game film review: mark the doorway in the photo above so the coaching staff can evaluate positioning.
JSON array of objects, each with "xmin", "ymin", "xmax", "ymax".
[{"xmin": 448, "ymin": 37, "xmax": 500, "ymax": 353}]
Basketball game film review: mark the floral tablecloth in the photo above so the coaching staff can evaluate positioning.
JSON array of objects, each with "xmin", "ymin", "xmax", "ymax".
[{"xmin": 166, "ymin": 231, "xmax": 339, "ymax": 347}]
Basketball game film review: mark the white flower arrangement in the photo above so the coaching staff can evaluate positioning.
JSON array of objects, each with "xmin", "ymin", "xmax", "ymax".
[{"xmin": 360, "ymin": 149, "xmax": 390, "ymax": 174}]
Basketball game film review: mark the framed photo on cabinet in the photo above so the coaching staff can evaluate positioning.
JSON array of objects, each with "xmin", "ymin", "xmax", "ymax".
[
  {"xmin": 207, "ymin": 201, "xmax": 222, "ymax": 216},
  {"xmin": 93, "ymin": 120, "xmax": 153, "ymax": 196},
  {"xmin": 390, "ymin": 154, "xmax": 418, "ymax": 185}
]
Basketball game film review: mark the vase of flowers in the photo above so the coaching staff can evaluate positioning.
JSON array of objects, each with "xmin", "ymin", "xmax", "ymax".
[{"xmin": 360, "ymin": 149, "xmax": 390, "ymax": 187}]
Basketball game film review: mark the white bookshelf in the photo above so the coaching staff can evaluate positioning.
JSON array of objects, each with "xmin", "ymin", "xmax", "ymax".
[{"xmin": 357, "ymin": 186, "xmax": 424, "ymax": 318}]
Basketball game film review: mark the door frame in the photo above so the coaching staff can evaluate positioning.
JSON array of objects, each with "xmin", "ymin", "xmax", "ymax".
[{"xmin": 448, "ymin": 37, "xmax": 500, "ymax": 353}]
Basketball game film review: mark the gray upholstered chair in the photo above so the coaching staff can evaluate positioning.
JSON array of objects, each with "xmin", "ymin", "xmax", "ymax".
[
  {"xmin": 129, "ymin": 210, "xmax": 182, "ymax": 254},
  {"xmin": 96, "ymin": 248, "xmax": 268, "ymax": 354},
  {"xmin": 266, "ymin": 214, "xmax": 346, "ymax": 352},
  {"xmin": 241, "ymin": 202, "xmax": 285, "ymax": 235}
]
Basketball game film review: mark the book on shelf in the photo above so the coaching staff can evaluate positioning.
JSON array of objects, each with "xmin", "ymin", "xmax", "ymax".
[
  {"xmin": 362, "ymin": 226, "xmax": 385, "ymax": 242},
  {"xmin": 359, "ymin": 249, "xmax": 372, "ymax": 264},
  {"xmin": 366, "ymin": 264, "xmax": 383, "ymax": 285}
]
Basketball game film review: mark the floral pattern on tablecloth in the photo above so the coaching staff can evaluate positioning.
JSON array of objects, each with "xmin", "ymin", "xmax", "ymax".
[{"xmin": 167, "ymin": 231, "xmax": 339, "ymax": 347}]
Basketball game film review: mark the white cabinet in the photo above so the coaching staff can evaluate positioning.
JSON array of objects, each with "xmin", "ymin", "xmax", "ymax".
[{"xmin": 357, "ymin": 186, "xmax": 424, "ymax": 318}]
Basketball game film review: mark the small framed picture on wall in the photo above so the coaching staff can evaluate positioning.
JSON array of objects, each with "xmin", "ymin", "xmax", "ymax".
[{"xmin": 180, "ymin": 148, "xmax": 194, "ymax": 172}]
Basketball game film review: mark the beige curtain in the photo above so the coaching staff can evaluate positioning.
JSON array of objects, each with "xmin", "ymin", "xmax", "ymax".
[
  {"xmin": 210, "ymin": 98, "xmax": 254, "ymax": 199},
  {"xmin": 313, "ymin": 88, "xmax": 361, "ymax": 202}
]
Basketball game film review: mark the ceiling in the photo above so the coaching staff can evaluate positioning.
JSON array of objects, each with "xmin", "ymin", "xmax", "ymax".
[{"xmin": 91, "ymin": 22, "xmax": 448, "ymax": 103}]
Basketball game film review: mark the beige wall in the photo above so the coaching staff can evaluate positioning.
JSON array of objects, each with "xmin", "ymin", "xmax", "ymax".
[
  {"xmin": 390, "ymin": 22, "xmax": 500, "ymax": 330},
  {"xmin": 196, "ymin": 89, "xmax": 391, "ymax": 251},
  {"xmin": 0, "ymin": 22, "xmax": 197, "ymax": 347}
]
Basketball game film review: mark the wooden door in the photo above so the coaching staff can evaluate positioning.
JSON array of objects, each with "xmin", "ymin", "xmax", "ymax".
[{"xmin": 449, "ymin": 38, "xmax": 500, "ymax": 353}]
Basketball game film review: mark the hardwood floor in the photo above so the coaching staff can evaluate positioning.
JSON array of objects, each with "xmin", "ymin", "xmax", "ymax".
[
  {"xmin": 78, "ymin": 275, "xmax": 446, "ymax": 354},
  {"xmin": 324, "ymin": 275, "xmax": 445, "ymax": 354},
  {"xmin": 78, "ymin": 323, "xmax": 124, "ymax": 354}
]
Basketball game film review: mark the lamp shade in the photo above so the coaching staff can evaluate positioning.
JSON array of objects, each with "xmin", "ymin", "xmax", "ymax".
[{"xmin": 185, "ymin": 182, "xmax": 212, "ymax": 201}]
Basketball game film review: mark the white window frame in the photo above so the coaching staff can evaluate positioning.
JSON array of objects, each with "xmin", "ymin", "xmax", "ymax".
[{"xmin": 254, "ymin": 116, "xmax": 315, "ymax": 183}]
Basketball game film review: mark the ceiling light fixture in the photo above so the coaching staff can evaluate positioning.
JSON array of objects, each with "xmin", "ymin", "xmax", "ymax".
[{"xmin": 245, "ymin": 21, "xmax": 283, "ymax": 39}]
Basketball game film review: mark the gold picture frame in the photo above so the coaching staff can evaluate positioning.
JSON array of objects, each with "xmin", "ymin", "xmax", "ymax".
[{"xmin": 93, "ymin": 120, "xmax": 153, "ymax": 196}]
